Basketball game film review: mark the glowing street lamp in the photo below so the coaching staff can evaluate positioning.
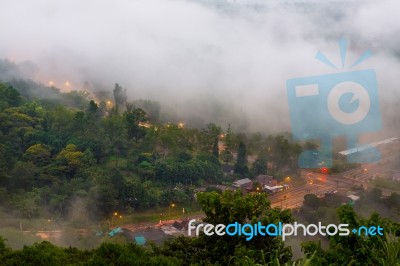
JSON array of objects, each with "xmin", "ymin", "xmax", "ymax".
[
  {"xmin": 111, "ymin": 212, "xmax": 119, "ymax": 227},
  {"xmin": 169, "ymin": 203, "xmax": 176, "ymax": 219}
]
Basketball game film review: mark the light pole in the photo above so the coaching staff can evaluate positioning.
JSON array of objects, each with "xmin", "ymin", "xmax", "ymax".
[
  {"xmin": 111, "ymin": 212, "xmax": 118, "ymax": 227},
  {"xmin": 169, "ymin": 203, "xmax": 175, "ymax": 219}
]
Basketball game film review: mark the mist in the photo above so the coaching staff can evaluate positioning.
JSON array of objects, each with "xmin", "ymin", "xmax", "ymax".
[{"xmin": 0, "ymin": 0, "xmax": 400, "ymax": 134}]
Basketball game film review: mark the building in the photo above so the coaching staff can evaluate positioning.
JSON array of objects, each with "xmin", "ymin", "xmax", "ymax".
[
  {"xmin": 256, "ymin": 175, "xmax": 278, "ymax": 187},
  {"xmin": 233, "ymin": 178, "xmax": 253, "ymax": 190},
  {"xmin": 263, "ymin": 185, "xmax": 283, "ymax": 194},
  {"xmin": 347, "ymin": 195, "xmax": 360, "ymax": 201}
]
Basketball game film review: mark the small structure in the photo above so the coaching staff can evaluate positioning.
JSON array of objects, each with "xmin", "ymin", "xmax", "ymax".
[
  {"xmin": 108, "ymin": 227, "xmax": 122, "ymax": 237},
  {"xmin": 233, "ymin": 178, "xmax": 253, "ymax": 190},
  {"xmin": 194, "ymin": 187, "xmax": 206, "ymax": 193},
  {"xmin": 135, "ymin": 236, "xmax": 146, "ymax": 246},
  {"xmin": 214, "ymin": 185, "xmax": 233, "ymax": 192},
  {"xmin": 347, "ymin": 195, "xmax": 360, "ymax": 201},
  {"xmin": 263, "ymin": 185, "xmax": 283, "ymax": 194}
]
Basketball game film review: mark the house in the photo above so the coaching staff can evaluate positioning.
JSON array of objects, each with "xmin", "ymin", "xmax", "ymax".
[
  {"xmin": 233, "ymin": 178, "xmax": 253, "ymax": 190},
  {"xmin": 256, "ymin": 175, "xmax": 278, "ymax": 187},
  {"xmin": 263, "ymin": 185, "xmax": 283, "ymax": 194},
  {"xmin": 214, "ymin": 185, "xmax": 233, "ymax": 192},
  {"xmin": 347, "ymin": 195, "xmax": 360, "ymax": 201}
]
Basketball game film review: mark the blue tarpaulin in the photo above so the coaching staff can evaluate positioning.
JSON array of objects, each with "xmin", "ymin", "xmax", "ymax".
[
  {"xmin": 135, "ymin": 236, "xmax": 146, "ymax": 246},
  {"xmin": 109, "ymin": 227, "xmax": 122, "ymax": 237}
]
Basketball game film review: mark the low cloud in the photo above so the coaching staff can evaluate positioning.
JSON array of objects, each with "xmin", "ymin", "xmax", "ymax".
[{"xmin": 0, "ymin": 0, "xmax": 399, "ymax": 134}]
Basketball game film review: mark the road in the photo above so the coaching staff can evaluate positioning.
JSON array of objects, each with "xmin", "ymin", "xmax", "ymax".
[{"xmin": 270, "ymin": 160, "xmax": 395, "ymax": 210}]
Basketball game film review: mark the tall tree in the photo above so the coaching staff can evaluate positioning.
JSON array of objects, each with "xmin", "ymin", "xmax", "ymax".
[
  {"xmin": 252, "ymin": 150, "xmax": 268, "ymax": 176},
  {"xmin": 124, "ymin": 108, "xmax": 147, "ymax": 143},
  {"xmin": 212, "ymin": 137, "xmax": 219, "ymax": 159},
  {"xmin": 234, "ymin": 141, "xmax": 248, "ymax": 176},
  {"xmin": 221, "ymin": 124, "xmax": 234, "ymax": 164},
  {"xmin": 200, "ymin": 123, "xmax": 221, "ymax": 153},
  {"xmin": 113, "ymin": 83, "xmax": 127, "ymax": 111}
]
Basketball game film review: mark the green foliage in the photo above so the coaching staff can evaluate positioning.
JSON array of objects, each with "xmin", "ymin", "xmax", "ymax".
[
  {"xmin": 124, "ymin": 107, "xmax": 147, "ymax": 143},
  {"xmin": 160, "ymin": 190, "xmax": 293, "ymax": 265},
  {"xmin": 24, "ymin": 144, "xmax": 51, "ymax": 166},
  {"xmin": 302, "ymin": 204, "xmax": 400, "ymax": 265},
  {"xmin": 154, "ymin": 157, "xmax": 222, "ymax": 185},
  {"xmin": 0, "ymin": 239, "xmax": 182, "ymax": 266},
  {"xmin": 235, "ymin": 141, "xmax": 249, "ymax": 176},
  {"xmin": 0, "ymin": 82, "xmax": 22, "ymax": 109},
  {"xmin": 252, "ymin": 150, "xmax": 268, "ymax": 176},
  {"xmin": 303, "ymin": 194, "xmax": 320, "ymax": 209},
  {"xmin": 113, "ymin": 83, "xmax": 127, "ymax": 110}
]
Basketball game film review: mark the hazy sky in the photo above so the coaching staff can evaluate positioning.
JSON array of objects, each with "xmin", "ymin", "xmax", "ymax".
[{"xmin": 0, "ymin": 0, "xmax": 399, "ymax": 133}]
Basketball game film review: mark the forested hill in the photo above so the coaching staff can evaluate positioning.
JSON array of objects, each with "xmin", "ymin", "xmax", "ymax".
[
  {"xmin": 0, "ymin": 78, "xmax": 307, "ymax": 220},
  {"xmin": 0, "ymin": 79, "xmax": 222, "ymax": 220}
]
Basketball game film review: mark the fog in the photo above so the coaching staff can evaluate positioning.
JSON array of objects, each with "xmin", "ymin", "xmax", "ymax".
[{"xmin": 0, "ymin": 0, "xmax": 399, "ymax": 134}]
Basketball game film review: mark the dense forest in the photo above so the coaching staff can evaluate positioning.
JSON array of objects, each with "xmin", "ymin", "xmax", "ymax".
[{"xmin": 0, "ymin": 79, "xmax": 304, "ymax": 221}]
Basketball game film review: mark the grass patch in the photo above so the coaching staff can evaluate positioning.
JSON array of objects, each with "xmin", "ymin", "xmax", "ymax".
[{"xmin": 114, "ymin": 204, "xmax": 203, "ymax": 225}]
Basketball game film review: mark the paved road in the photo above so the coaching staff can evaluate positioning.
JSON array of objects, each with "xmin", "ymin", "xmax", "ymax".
[{"xmin": 269, "ymin": 160, "xmax": 394, "ymax": 209}]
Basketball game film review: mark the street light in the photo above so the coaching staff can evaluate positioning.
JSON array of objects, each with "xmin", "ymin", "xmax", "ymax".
[
  {"xmin": 111, "ymin": 212, "xmax": 119, "ymax": 227},
  {"xmin": 169, "ymin": 203, "xmax": 176, "ymax": 219}
]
